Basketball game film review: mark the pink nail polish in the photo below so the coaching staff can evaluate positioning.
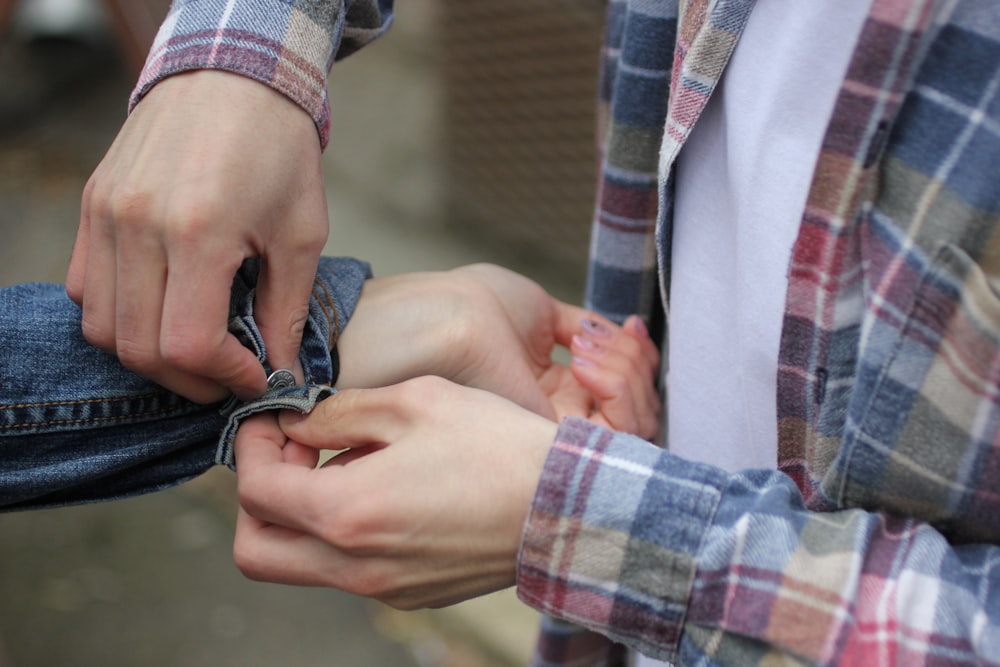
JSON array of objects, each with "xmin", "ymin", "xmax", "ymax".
[
  {"xmin": 572, "ymin": 355, "xmax": 597, "ymax": 367},
  {"xmin": 582, "ymin": 318, "xmax": 612, "ymax": 338}
]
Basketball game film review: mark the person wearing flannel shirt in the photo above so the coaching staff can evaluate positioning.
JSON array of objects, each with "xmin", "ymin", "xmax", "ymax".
[{"xmin": 74, "ymin": 0, "xmax": 1000, "ymax": 665}]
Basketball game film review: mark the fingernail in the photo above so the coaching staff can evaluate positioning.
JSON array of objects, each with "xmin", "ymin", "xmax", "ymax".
[
  {"xmin": 572, "ymin": 355, "xmax": 597, "ymax": 368},
  {"xmin": 631, "ymin": 317, "xmax": 649, "ymax": 338},
  {"xmin": 572, "ymin": 334, "xmax": 603, "ymax": 352},
  {"xmin": 278, "ymin": 409, "xmax": 306, "ymax": 428},
  {"xmin": 582, "ymin": 318, "xmax": 612, "ymax": 338}
]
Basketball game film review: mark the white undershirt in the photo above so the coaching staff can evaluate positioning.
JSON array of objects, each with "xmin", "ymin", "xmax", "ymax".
[{"xmin": 639, "ymin": 2, "xmax": 870, "ymax": 665}]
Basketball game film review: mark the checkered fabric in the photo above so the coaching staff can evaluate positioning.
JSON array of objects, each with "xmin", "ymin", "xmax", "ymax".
[
  {"xmin": 522, "ymin": 0, "xmax": 1000, "ymax": 664},
  {"xmin": 130, "ymin": 0, "xmax": 394, "ymax": 147}
]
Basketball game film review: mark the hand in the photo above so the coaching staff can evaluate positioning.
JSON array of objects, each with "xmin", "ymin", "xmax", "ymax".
[
  {"xmin": 336, "ymin": 264, "xmax": 660, "ymax": 437},
  {"xmin": 67, "ymin": 71, "xmax": 330, "ymax": 403},
  {"xmin": 233, "ymin": 377, "xmax": 558, "ymax": 609}
]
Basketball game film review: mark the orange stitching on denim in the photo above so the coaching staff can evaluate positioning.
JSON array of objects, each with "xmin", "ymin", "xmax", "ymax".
[
  {"xmin": 2, "ymin": 394, "xmax": 163, "ymax": 410},
  {"xmin": 311, "ymin": 286, "xmax": 332, "ymax": 350},
  {"xmin": 311, "ymin": 284, "xmax": 334, "ymax": 350},
  {"xmin": 1, "ymin": 407, "xmax": 196, "ymax": 431},
  {"xmin": 0, "ymin": 394, "xmax": 199, "ymax": 431},
  {"xmin": 312, "ymin": 279, "xmax": 341, "ymax": 350}
]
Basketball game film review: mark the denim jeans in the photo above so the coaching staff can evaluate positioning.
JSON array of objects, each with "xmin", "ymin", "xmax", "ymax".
[{"xmin": 0, "ymin": 256, "xmax": 371, "ymax": 510}]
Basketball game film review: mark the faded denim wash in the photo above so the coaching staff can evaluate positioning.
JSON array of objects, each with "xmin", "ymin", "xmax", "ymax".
[{"xmin": 0, "ymin": 256, "xmax": 371, "ymax": 510}]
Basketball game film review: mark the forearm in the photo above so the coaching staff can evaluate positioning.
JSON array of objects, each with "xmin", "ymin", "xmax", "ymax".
[
  {"xmin": 518, "ymin": 418, "xmax": 1000, "ymax": 665},
  {"xmin": 0, "ymin": 256, "xmax": 370, "ymax": 510},
  {"xmin": 132, "ymin": 0, "xmax": 395, "ymax": 147}
]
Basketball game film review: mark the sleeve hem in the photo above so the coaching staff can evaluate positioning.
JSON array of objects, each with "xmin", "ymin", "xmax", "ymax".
[
  {"xmin": 516, "ymin": 417, "xmax": 726, "ymax": 660},
  {"xmin": 127, "ymin": 0, "xmax": 341, "ymax": 149}
]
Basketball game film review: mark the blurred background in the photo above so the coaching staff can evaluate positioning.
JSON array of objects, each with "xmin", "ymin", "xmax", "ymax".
[{"xmin": 0, "ymin": 0, "xmax": 606, "ymax": 664}]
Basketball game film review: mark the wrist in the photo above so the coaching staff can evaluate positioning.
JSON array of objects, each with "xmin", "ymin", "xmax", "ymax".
[
  {"xmin": 335, "ymin": 273, "xmax": 478, "ymax": 388},
  {"xmin": 130, "ymin": 0, "xmax": 334, "ymax": 146}
]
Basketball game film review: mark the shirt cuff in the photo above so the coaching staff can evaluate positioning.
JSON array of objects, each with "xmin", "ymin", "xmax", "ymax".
[
  {"xmin": 129, "ymin": 0, "xmax": 347, "ymax": 148},
  {"xmin": 516, "ymin": 417, "xmax": 726, "ymax": 661}
]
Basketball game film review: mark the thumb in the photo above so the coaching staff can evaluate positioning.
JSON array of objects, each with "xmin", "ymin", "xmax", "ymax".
[
  {"xmin": 254, "ymin": 252, "xmax": 320, "ymax": 382},
  {"xmin": 278, "ymin": 385, "xmax": 407, "ymax": 451}
]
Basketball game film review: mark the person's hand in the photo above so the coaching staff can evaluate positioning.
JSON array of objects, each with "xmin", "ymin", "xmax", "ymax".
[
  {"xmin": 336, "ymin": 264, "xmax": 661, "ymax": 438},
  {"xmin": 232, "ymin": 378, "xmax": 557, "ymax": 608},
  {"xmin": 232, "ymin": 267, "xmax": 659, "ymax": 602},
  {"xmin": 66, "ymin": 71, "xmax": 330, "ymax": 403}
]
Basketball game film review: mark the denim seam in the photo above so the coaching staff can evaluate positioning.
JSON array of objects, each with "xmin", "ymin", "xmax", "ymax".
[
  {"xmin": 311, "ymin": 283, "xmax": 333, "ymax": 351},
  {"xmin": 3, "ymin": 397, "xmax": 157, "ymax": 408},
  {"xmin": 2, "ymin": 407, "xmax": 202, "ymax": 430},
  {"xmin": 312, "ymin": 278, "xmax": 341, "ymax": 350},
  {"xmin": 2, "ymin": 391, "xmax": 205, "ymax": 430}
]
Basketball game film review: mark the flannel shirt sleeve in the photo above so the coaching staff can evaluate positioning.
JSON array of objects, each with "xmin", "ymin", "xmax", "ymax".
[
  {"xmin": 517, "ymin": 417, "xmax": 1000, "ymax": 665},
  {"xmin": 128, "ymin": 0, "xmax": 394, "ymax": 148}
]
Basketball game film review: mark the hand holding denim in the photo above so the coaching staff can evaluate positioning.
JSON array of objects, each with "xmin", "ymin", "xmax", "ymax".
[
  {"xmin": 70, "ymin": 71, "xmax": 330, "ymax": 403},
  {"xmin": 232, "ymin": 379, "xmax": 560, "ymax": 608},
  {"xmin": 0, "ymin": 256, "xmax": 370, "ymax": 511}
]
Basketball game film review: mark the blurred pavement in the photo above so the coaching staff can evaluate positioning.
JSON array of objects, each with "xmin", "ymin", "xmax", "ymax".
[{"xmin": 0, "ymin": 3, "xmax": 593, "ymax": 665}]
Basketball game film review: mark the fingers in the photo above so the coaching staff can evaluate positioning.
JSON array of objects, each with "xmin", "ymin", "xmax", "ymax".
[
  {"xmin": 551, "ymin": 301, "xmax": 663, "ymax": 435},
  {"xmin": 282, "ymin": 440, "xmax": 321, "ymax": 468},
  {"xmin": 76, "ymin": 185, "xmax": 120, "ymax": 354},
  {"xmin": 111, "ymin": 213, "xmax": 249, "ymax": 402},
  {"xmin": 254, "ymin": 250, "xmax": 323, "ymax": 383},
  {"xmin": 233, "ymin": 421, "xmax": 359, "ymax": 591},
  {"xmin": 234, "ymin": 413, "xmax": 336, "ymax": 536},
  {"xmin": 550, "ymin": 300, "xmax": 595, "ymax": 348},
  {"xmin": 95, "ymin": 215, "xmax": 265, "ymax": 402},
  {"xmin": 161, "ymin": 248, "xmax": 268, "ymax": 399},
  {"xmin": 233, "ymin": 507, "xmax": 346, "ymax": 587},
  {"xmin": 278, "ymin": 386, "xmax": 403, "ymax": 451},
  {"xmin": 235, "ymin": 379, "xmax": 553, "ymax": 607},
  {"xmin": 67, "ymin": 71, "xmax": 328, "ymax": 403},
  {"xmin": 65, "ymin": 179, "xmax": 93, "ymax": 304},
  {"xmin": 568, "ymin": 314, "xmax": 661, "ymax": 438},
  {"xmin": 623, "ymin": 315, "xmax": 662, "ymax": 378}
]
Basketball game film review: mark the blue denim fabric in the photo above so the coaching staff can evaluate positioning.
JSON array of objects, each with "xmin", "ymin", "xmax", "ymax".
[{"xmin": 0, "ymin": 256, "xmax": 371, "ymax": 510}]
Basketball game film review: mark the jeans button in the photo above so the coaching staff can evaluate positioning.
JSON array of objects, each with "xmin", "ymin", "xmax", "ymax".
[{"xmin": 266, "ymin": 369, "xmax": 296, "ymax": 390}]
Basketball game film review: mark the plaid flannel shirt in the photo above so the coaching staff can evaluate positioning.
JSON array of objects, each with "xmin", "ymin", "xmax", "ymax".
[
  {"xmin": 131, "ymin": 0, "xmax": 394, "ymax": 148},
  {"xmin": 134, "ymin": 0, "xmax": 1000, "ymax": 664},
  {"xmin": 520, "ymin": 0, "xmax": 1000, "ymax": 664}
]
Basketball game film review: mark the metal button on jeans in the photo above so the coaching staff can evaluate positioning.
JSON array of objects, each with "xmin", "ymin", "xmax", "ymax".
[{"xmin": 266, "ymin": 369, "xmax": 296, "ymax": 390}]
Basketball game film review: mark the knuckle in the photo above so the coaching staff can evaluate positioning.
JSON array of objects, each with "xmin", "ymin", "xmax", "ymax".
[
  {"xmin": 316, "ymin": 510, "xmax": 367, "ymax": 552},
  {"xmin": 78, "ymin": 316, "xmax": 115, "ymax": 353},
  {"xmin": 299, "ymin": 225, "xmax": 329, "ymax": 254},
  {"xmin": 114, "ymin": 336, "xmax": 160, "ymax": 375},
  {"xmin": 159, "ymin": 330, "xmax": 219, "ymax": 371},
  {"xmin": 235, "ymin": 474, "xmax": 265, "ymax": 516},
  {"xmin": 107, "ymin": 186, "xmax": 157, "ymax": 230},
  {"xmin": 231, "ymin": 538, "xmax": 266, "ymax": 581},
  {"xmin": 349, "ymin": 569, "xmax": 393, "ymax": 599},
  {"xmin": 80, "ymin": 177, "xmax": 100, "ymax": 217},
  {"xmin": 65, "ymin": 280, "xmax": 84, "ymax": 305},
  {"xmin": 311, "ymin": 493, "xmax": 384, "ymax": 554},
  {"xmin": 388, "ymin": 597, "xmax": 422, "ymax": 612},
  {"xmin": 162, "ymin": 207, "xmax": 216, "ymax": 249}
]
